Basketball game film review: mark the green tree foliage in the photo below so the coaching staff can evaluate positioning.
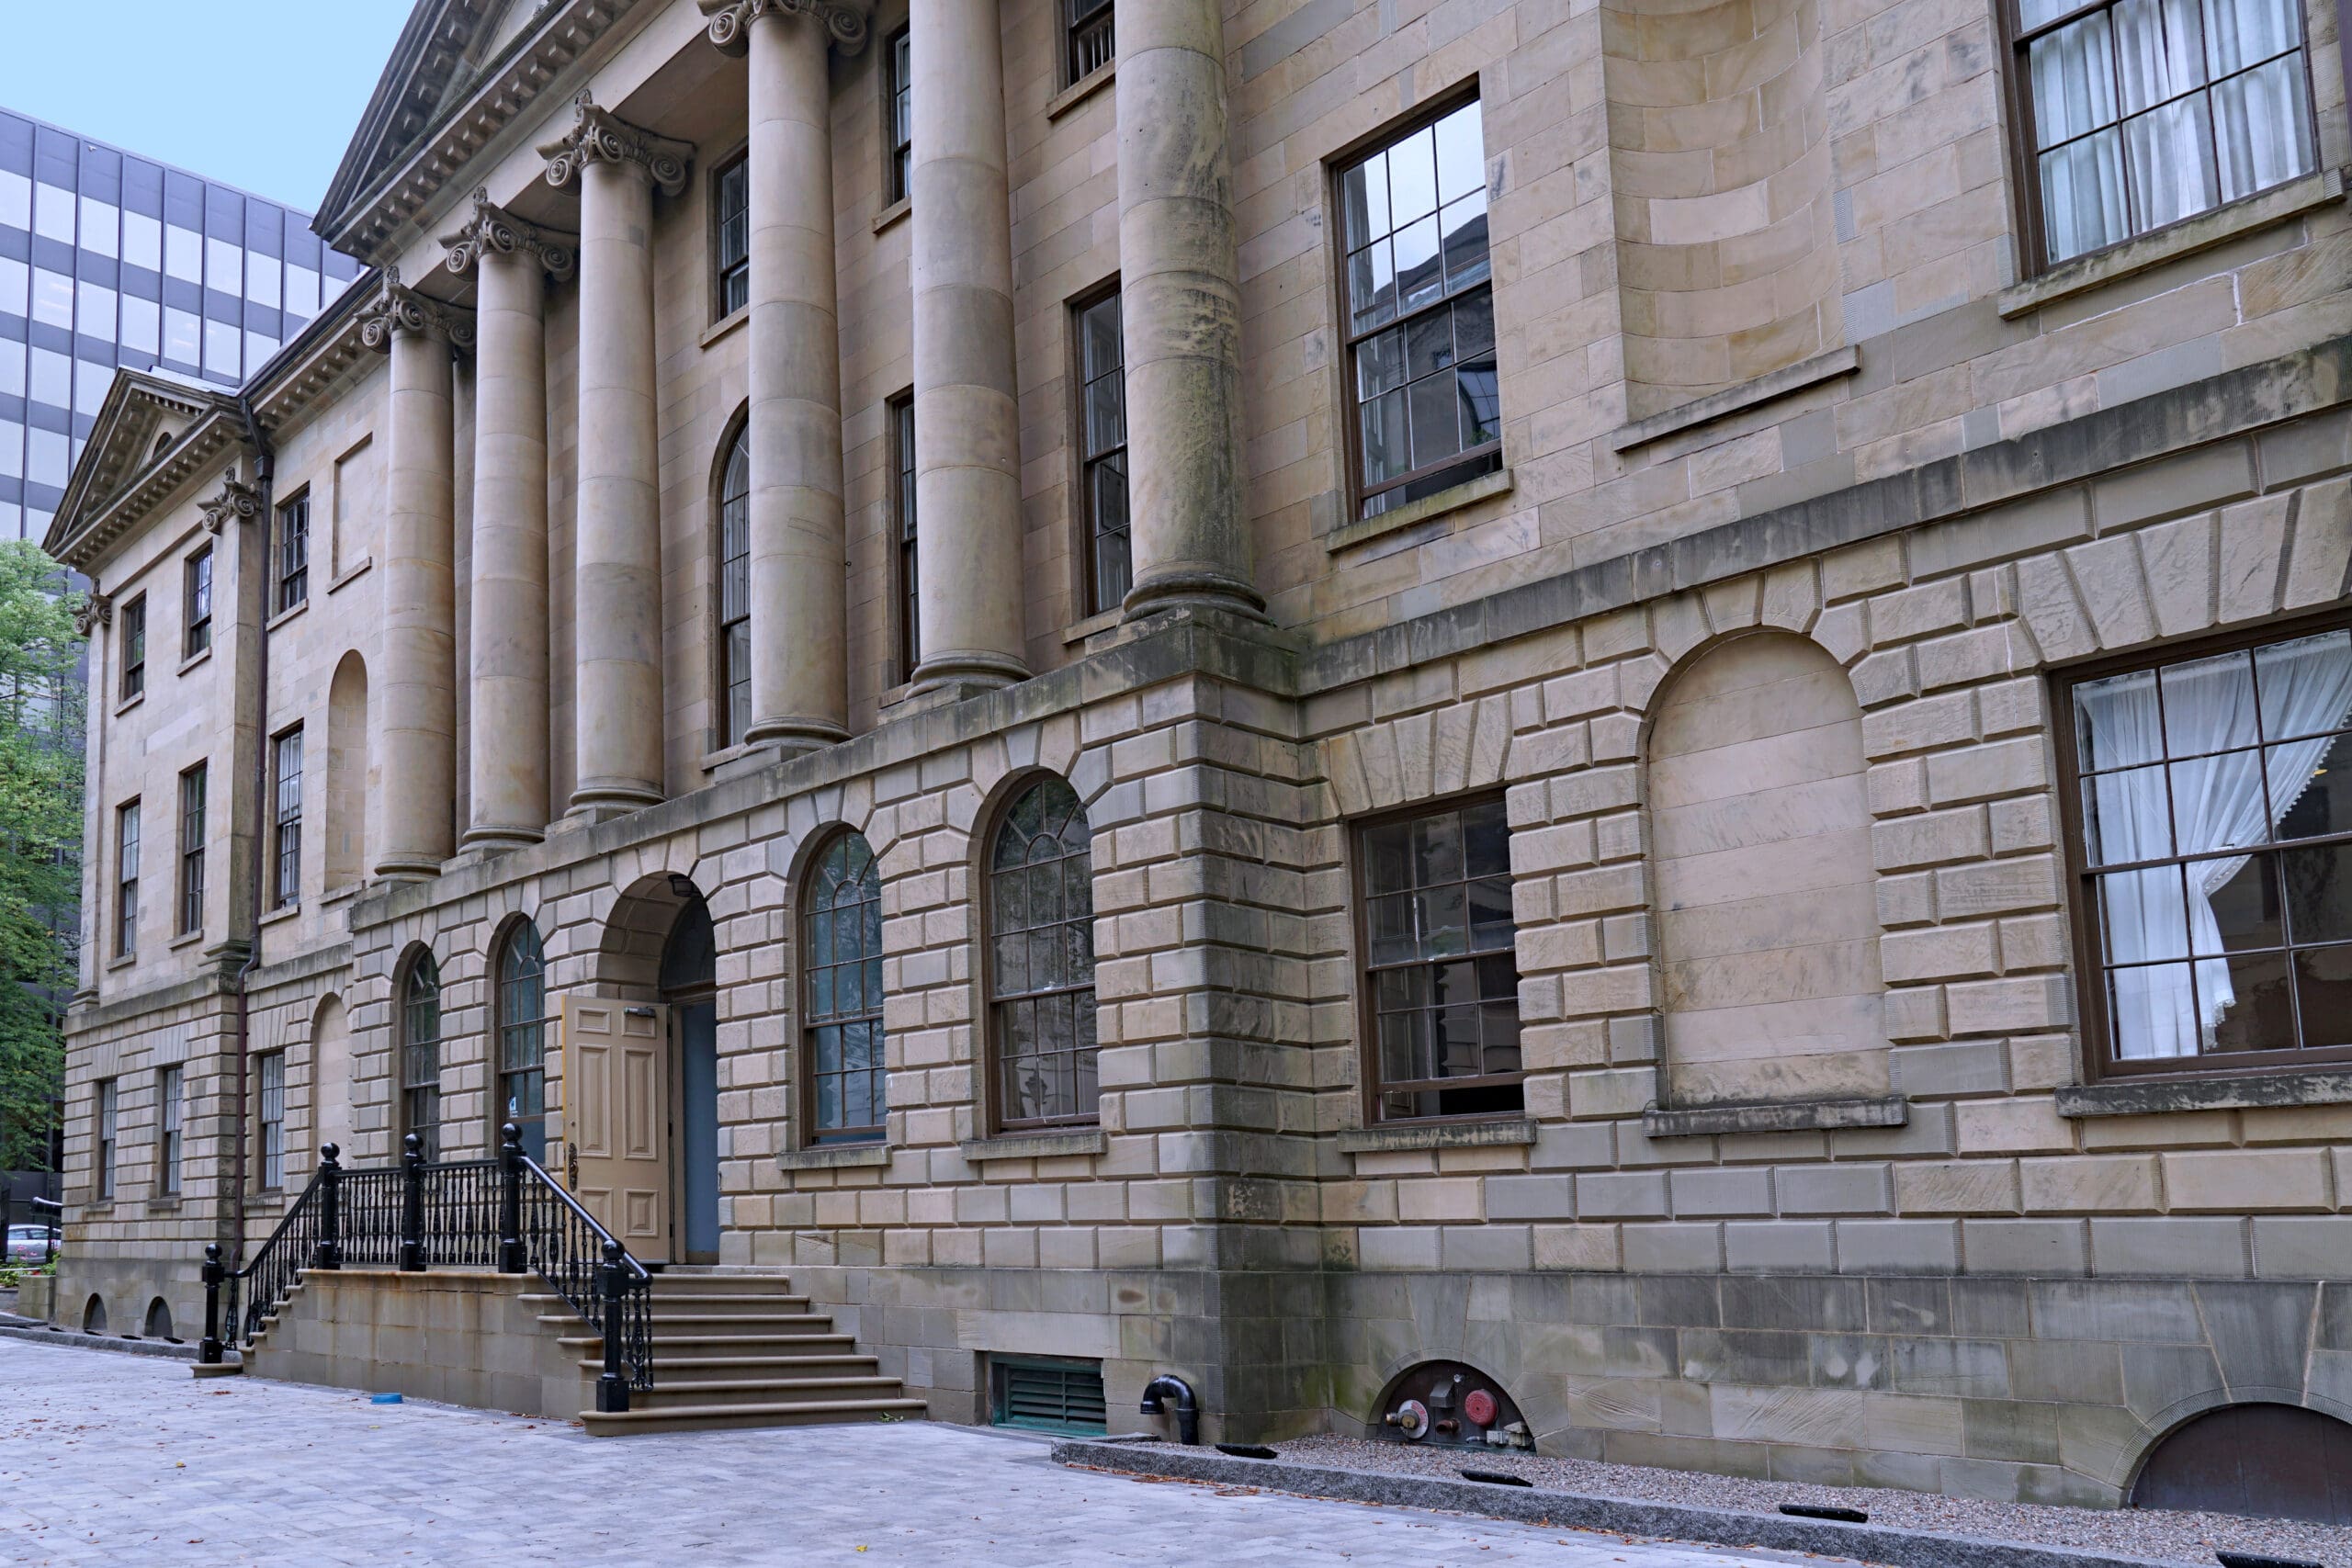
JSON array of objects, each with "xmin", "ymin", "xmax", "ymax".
[{"xmin": 0, "ymin": 540, "xmax": 84, "ymax": 1170}]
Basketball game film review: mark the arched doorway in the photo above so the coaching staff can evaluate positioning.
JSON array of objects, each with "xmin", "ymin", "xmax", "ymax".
[
  {"xmin": 2132, "ymin": 1403, "xmax": 2352, "ymax": 1524},
  {"xmin": 661, "ymin": 896, "xmax": 720, "ymax": 1264}
]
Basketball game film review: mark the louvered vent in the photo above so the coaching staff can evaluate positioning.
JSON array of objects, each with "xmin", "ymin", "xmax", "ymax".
[{"xmin": 991, "ymin": 1356, "xmax": 1108, "ymax": 1436}]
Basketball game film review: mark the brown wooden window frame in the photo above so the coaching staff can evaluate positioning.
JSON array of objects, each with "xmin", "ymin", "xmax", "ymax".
[
  {"xmin": 713, "ymin": 150, "xmax": 751, "ymax": 321},
  {"xmin": 271, "ymin": 726, "xmax": 301, "ymax": 910},
  {"xmin": 401, "ymin": 948, "xmax": 442, "ymax": 1162},
  {"xmin": 157, "ymin": 1064, "xmax": 183, "ymax": 1197},
  {"xmin": 1070, "ymin": 282, "xmax": 1129, "ymax": 618},
  {"xmin": 716, "ymin": 420, "xmax": 752, "ymax": 747},
  {"xmin": 1065, "ymin": 0, "xmax": 1114, "ymax": 85},
  {"xmin": 175, "ymin": 761, "xmax": 206, "ymax": 936},
  {"xmin": 984, "ymin": 775, "xmax": 1101, "ymax": 1132},
  {"xmin": 256, "ymin": 1051, "xmax": 286, "ymax": 1190},
  {"xmin": 497, "ymin": 918, "xmax": 550, "ymax": 1162},
  {"xmin": 885, "ymin": 27, "xmax": 913, "ymax": 207},
  {"xmin": 276, "ymin": 491, "xmax": 309, "ymax": 614},
  {"xmin": 94, "ymin": 1077, "xmax": 117, "ymax": 1201},
  {"xmin": 2056, "ymin": 607, "xmax": 2352, "ymax": 1083},
  {"xmin": 801, "ymin": 829, "xmax": 888, "ymax": 1145},
  {"xmin": 114, "ymin": 798, "xmax": 140, "ymax": 957},
  {"xmin": 183, "ymin": 544, "xmax": 212, "ymax": 659},
  {"xmin": 119, "ymin": 593, "xmax": 146, "ymax": 701},
  {"xmin": 1996, "ymin": 0, "xmax": 2322, "ymax": 276},
  {"xmin": 888, "ymin": 390, "xmax": 920, "ymax": 682},
  {"xmin": 1352, "ymin": 792, "xmax": 1525, "ymax": 1124}
]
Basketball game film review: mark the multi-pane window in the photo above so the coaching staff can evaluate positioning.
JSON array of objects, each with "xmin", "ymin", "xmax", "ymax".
[
  {"xmin": 115, "ymin": 801, "xmax": 140, "ymax": 957},
  {"xmin": 1074, "ymin": 290, "xmax": 1129, "ymax": 615},
  {"xmin": 157, "ymin": 1066, "xmax": 182, "ymax": 1197},
  {"xmin": 119, "ymin": 594, "xmax": 146, "ymax": 700},
  {"xmin": 95, "ymin": 1078, "xmax": 118, "ymax": 1201},
  {"xmin": 1339, "ymin": 98, "xmax": 1499, "ymax": 521},
  {"xmin": 1067, "ymin": 0, "xmax": 1114, "ymax": 82},
  {"xmin": 272, "ymin": 728, "xmax": 302, "ymax": 908},
  {"xmin": 183, "ymin": 545, "xmax": 212, "ymax": 658},
  {"xmin": 1361, "ymin": 797, "xmax": 1522, "ymax": 1121},
  {"xmin": 2063, "ymin": 621, "xmax": 2352, "ymax": 1072},
  {"xmin": 718, "ymin": 426, "xmax": 752, "ymax": 746},
  {"xmin": 892, "ymin": 393, "xmax": 920, "ymax": 680},
  {"xmin": 257, "ymin": 1052, "xmax": 286, "ymax": 1190},
  {"xmin": 804, "ymin": 832, "xmax": 888, "ymax": 1144},
  {"xmin": 887, "ymin": 29, "xmax": 913, "ymax": 206},
  {"xmin": 988, "ymin": 778, "xmax": 1099, "ymax": 1127},
  {"xmin": 2012, "ymin": 0, "xmax": 2316, "ymax": 266},
  {"xmin": 277, "ymin": 493, "xmax": 309, "ymax": 612},
  {"xmin": 401, "ymin": 951, "xmax": 442, "ymax": 1161},
  {"xmin": 715, "ymin": 154, "xmax": 750, "ymax": 319},
  {"xmin": 498, "ymin": 919, "xmax": 549, "ymax": 1163},
  {"xmin": 176, "ymin": 763, "xmax": 206, "ymax": 935}
]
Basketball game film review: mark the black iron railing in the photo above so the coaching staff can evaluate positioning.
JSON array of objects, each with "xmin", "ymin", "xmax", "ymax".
[{"xmin": 199, "ymin": 1125, "xmax": 652, "ymax": 1410}]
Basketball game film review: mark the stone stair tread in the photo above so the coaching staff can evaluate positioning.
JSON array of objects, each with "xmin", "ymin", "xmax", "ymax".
[
  {"xmin": 579, "ymin": 1398, "xmax": 928, "ymax": 1435},
  {"xmin": 643, "ymin": 1376, "xmax": 905, "ymax": 1394}
]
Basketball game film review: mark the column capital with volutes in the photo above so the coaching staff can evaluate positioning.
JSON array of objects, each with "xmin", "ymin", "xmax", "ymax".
[
  {"xmin": 440, "ymin": 187, "xmax": 578, "ymax": 282},
  {"xmin": 698, "ymin": 0, "xmax": 871, "ymax": 55},
  {"xmin": 358, "ymin": 268, "xmax": 476, "ymax": 352},
  {"xmin": 537, "ymin": 94, "xmax": 695, "ymax": 197}
]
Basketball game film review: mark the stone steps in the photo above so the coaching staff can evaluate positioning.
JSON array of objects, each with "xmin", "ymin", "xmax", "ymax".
[{"xmin": 580, "ymin": 1396, "xmax": 930, "ymax": 1437}]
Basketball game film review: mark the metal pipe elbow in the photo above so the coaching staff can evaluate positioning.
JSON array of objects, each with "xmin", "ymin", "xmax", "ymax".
[{"xmin": 1139, "ymin": 1374, "xmax": 1200, "ymax": 1445}]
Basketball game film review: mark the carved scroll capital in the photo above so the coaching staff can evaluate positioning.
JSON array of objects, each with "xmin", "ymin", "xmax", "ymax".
[
  {"xmin": 73, "ymin": 591, "xmax": 111, "ymax": 637},
  {"xmin": 440, "ymin": 187, "xmax": 579, "ymax": 282},
  {"xmin": 537, "ymin": 94, "xmax": 694, "ymax": 197},
  {"xmin": 358, "ymin": 267, "xmax": 477, "ymax": 353},
  {"xmin": 198, "ymin": 476, "xmax": 263, "ymax": 536},
  {"xmin": 699, "ymin": 0, "xmax": 870, "ymax": 57}
]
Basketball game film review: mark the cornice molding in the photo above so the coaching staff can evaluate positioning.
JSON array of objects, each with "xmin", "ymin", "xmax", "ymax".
[
  {"xmin": 198, "ymin": 475, "xmax": 263, "ymax": 536},
  {"xmin": 538, "ymin": 93, "xmax": 694, "ymax": 196},
  {"xmin": 440, "ymin": 186, "xmax": 579, "ymax": 280},
  {"xmin": 358, "ymin": 268, "xmax": 479, "ymax": 352},
  {"xmin": 699, "ymin": 0, "xmax": 870, "ymax": 55}
]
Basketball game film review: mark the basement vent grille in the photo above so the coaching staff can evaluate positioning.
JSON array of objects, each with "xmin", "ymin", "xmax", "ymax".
[{"xmin": 991, "ymin": 1356, "xmax": 1108, "ymax": 1436}]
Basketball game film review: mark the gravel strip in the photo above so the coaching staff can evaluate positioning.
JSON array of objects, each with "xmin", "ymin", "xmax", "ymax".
[{"xmin": 1262, "ymin": 1436, "xmax": 2346, "ymax": 1567}]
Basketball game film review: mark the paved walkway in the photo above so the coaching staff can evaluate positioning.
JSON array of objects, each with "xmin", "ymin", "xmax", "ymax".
[{"xmin": 0, "ymin": 1338, "xmax": 1801, "ymax": 1567}]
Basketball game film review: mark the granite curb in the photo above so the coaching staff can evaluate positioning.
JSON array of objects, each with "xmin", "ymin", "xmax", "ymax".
[
  {"xmin": 0, "ymin": 1318, "xmax": 208, "ymax": 1361},
  {"xmin": 1050, "ymin": 1438, "xmax": 2181, "ymax": 1568}
]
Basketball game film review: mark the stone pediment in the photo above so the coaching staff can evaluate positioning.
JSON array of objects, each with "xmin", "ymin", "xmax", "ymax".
[{"xmin": 40, "ymin": 370, "xmax": 243, "ymax": 570}]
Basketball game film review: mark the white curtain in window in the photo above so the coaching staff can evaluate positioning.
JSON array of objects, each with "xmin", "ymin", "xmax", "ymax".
[{"xmin": 2085, "ymin": 635, "xmax": 2352, "ymax": 1057}]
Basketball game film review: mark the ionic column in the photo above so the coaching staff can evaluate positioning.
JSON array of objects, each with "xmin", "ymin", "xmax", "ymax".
[
  {"xmin": 540, "ymin": 96, "xmax": 692, "ymax": 815},
  {"xmin": 908, "ymin": 0, "xmax": 1027, "ymax": 691},
  {"xmin": 705, "ymin": 0, "xmax": 867, "ymax": 751},
  {"xmin": 1116, "ymin": 0, "xmax": 1260, "ymax": 620},
  {"xmin": 359, "ymin": 272, "xmax": 469, "ymax": 878},
  {"xmin": 442, "ymin": 189, "xmax": 574, "ymax": 849}
]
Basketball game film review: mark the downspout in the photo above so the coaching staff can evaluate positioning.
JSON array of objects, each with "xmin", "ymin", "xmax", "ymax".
[{"xmin": 230, "ymin": 395, "xmax": 275, "ymax": 1264}]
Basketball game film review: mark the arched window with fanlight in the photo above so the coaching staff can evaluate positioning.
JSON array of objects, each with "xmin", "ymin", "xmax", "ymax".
[
  {"xmin": 716, "ymin": 425, "xmax": 752, "ymax": 746},
  {"xmin": 803, "ymin": 832, "xmax": 887, "ymax": 1145},
  {"xmin": 496, "ymin": 919, "xmax": 549, "ymax": 1161},
  {"xmin": 987, "ymin": 778, "xmax": 1099, "ymax": 1128},
  {"xmin": 400, "ymin": 950, "xmax": 442, "ymax": 1160}
]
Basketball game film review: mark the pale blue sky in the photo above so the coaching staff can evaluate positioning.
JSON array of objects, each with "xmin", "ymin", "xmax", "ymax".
[{"xmin": 0, "ymin": 0, "xmax": 415, "ymax": 213}]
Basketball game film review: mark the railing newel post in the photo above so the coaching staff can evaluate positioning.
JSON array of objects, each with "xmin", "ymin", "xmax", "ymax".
[
  {"xmin": 311, "ymin": 1144, "xmax": 343, "ymax": 1270},
  {"xmin": 594, "ymin": 1239, "xmax": 629, "ymax": 1414},
  {"xmin": 497, "ymin": 1123, "xmax": 526, "ymax": 1274},
  {"xmin": 398, "ymin": 1134, "xmax": 426, "ymax": 1272},
  {"xmin": 198, "ymin": 1243, "xmax": 225, "ymax": 1364}
]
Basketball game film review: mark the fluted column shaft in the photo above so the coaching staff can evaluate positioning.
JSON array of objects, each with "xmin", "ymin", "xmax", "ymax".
[
  {"xmin": 571, "ymin": 156, "xmax": 666, "ymax": 811},
  {"xmin": 464, "ymin": 243, "xmax": 552, "ymax": 845},
  {"xmin": 1116, "ymin": 0, "xmax": 1260, "ymax": 620},
  {"xmin": 743, "ymin": 8, "xmax": 848, "ymax": 750},
  {"xmin": 909, "ymin": 0, "xmax": 1027, "ymax": 690},
  {"xmin": 376, "ymin": 321, "xmax": 458, "ymax": 876}
]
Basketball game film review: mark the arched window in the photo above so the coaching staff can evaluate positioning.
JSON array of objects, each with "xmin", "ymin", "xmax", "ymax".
[
  {"xmin": 987, "ymin": 778, "xmax": 1098, "ymax": 1127},
  {"xmin": 717, "ymin": 427, "xmax": 752, "ymax": 746},
  {"xmin": 496, "ymin": 919, "xmax": 549, "ymax": 1161},
  {"xmin": 400, "ymin": 952, "xmax": 441, "ymax": 1159},
  {"xmin": 804, "ymin": 833, "xmax": 886, "ymax": 1145}
]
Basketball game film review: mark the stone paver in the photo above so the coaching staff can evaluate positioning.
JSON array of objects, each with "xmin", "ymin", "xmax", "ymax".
[{"xmin": 0, "ymin": 1339, "xmax": 1805, "ymax": 1567}]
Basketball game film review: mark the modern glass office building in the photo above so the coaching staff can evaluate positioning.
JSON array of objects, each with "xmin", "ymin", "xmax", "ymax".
[{"xmin": 0, "ymin": 109, "xmax": 363, "ymax": 540}]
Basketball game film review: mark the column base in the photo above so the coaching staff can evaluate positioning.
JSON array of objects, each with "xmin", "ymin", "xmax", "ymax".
[
  {"xmin": 458, "ymin": 825, "xmax": 546, "ymax": 855},
  {"xmin": 1123, "ymin": 567, "xmax": 1268, "ymax": 623},
  {"xmin": 565, "ymin": 780, "xmax": 663, "ymax": 823},
  {"xmin": 370, "ymin": 858, "xmax": 443, "ymax": 884},
  {"xmin": 742, "ymin": 716, "xmax": 850, "ymax": 755},
  {"xmin": 909, "ymin": 649, "xmax": 1030, "ymax": 694}
]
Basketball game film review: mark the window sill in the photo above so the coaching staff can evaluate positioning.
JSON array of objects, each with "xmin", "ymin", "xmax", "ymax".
[
  {"xmin": 266, "ymin": 598, "xmax": 308, "ymax": 634},
  {"xmin": 1643, "ymin": 1096, "xmax": 1907, "ymax": 1139},
  {"xmin": 699, "ymin": 307, "xmax": 749, "ymax": 351},
  {"xmin": 166, "ymin": 930, "xmax": 204, "ymax": 951},
  {"xmin": 258, "ymin": 903, "xmax": 300, "ymax": 929},
  {"xmin": 113, "ymin": 691, "xmax": 145, "ymax": 718},
  {"xmin": 327, "ymin": 557, "xmax": 372, "ymax": 595},
  {"xmin": 1337, "ymin": 1117, "xmax": 1536, "ymax": 1155},
  {"xmin": 1609, "ymin": 345, "xmax": 1860, "ymax": 453},
  {"xmin": 1060, "ymin": 607, "xmax": 1121, "ymax": 646},
  {"xmin": 2057, "ymin": 1069, "xmax": 2352, "ymax": 1118},
  {"xmin": 870, "ymin": 197, "xmax": 910, "ymax": 237},
  {"xmin": 1327, "ymin": 468, "xmax": 1514, "ymax": 554},
  {"xmin": 176, "ymin": 646, "xmax": 212, "ymax": 677},
  {"xmin": 961, "ymin": 1127, "xmax": 1104, "ymax": 1162},
  {"xmin": 777, "ymin": 1142, "xmax": 890, "ymax": 1171},
  {"xmin": 146, "ymin": 1198, "xmax": 182, "ymax": 1214},
  {"xmin": 106, "ymin": 953, "xmax": 136, "ymax": 972},
  {"xmin": 1997, "ymin": 168, "xmax": 2344, "ymax": 321},
  {"xmin": 1046, "ymin": 60, "xmax": 1114, "ymax": 121}
]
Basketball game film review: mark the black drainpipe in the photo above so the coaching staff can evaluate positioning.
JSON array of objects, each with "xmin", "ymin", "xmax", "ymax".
[
  {"xmin": 230, "ymin": 395, "xmax": 275, "ymax": 1265},
  {"xmin": 1140, "ymin": 1374, "xmax": 1200, "ymax": 1446}
]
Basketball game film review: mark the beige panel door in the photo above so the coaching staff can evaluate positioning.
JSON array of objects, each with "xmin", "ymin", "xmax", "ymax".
[{"xmin": 560, "ymin": 996, "xmax": 672, "ymax": 1264}]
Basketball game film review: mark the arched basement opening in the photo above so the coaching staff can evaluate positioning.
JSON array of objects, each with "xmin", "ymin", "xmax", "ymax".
[{"xmin": 2132, "ymin": 1402, "xmax": 2352, "ymax": 1524}]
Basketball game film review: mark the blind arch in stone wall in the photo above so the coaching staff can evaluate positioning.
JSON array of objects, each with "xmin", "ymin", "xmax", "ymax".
[{"xmin": 1645, "ymin": 630, "xmax": 1889, "ymax": 1104}]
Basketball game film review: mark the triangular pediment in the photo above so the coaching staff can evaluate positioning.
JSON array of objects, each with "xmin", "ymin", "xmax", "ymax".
[{"xmin": 42, "ymin": 369, "xmax": 243, "ymax": 568}]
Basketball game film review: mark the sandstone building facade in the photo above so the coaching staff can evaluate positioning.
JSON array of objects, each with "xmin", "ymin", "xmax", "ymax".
[{"xmin": 40, "ymin": 0, "xmax": 2352, "ymax": 1508}]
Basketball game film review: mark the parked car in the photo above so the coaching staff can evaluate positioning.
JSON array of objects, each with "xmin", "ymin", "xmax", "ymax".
[{"xmin": 6, "ymin": 1224, "xmax": 58, "ymax": 1264}]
